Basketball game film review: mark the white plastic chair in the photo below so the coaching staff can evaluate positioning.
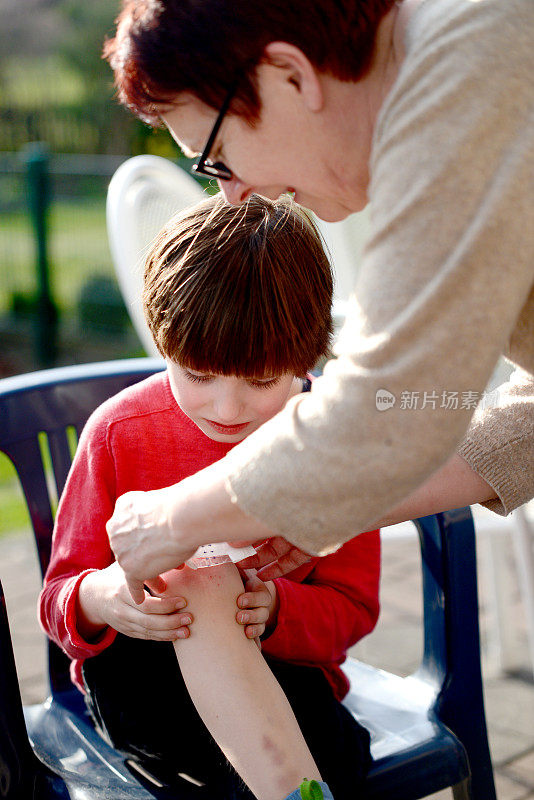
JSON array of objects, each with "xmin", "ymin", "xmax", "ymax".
[
  {"xmin": 106, "ymin": 154, "xmax": 371, "ymax": 352},
  {"xmin": 106, "ymin": 154, "xmax": 205, "ymax": 356},
  {"xmin": 312, "ymin": 209, "xmax": 370, "ymax": 331}
]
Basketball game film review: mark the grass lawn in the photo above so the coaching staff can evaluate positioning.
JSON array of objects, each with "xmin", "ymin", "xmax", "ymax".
[
  {"xmin": 0, "ymin": 195, "xmax": 114, "ymax": 317},
  {"xmin": 0, "ymin": 430, "xmax": 70, "ymax": 538},
  {"xmin": 0, "ymin": 192, "xmax": 138, "ymax": 537},
  {"xmin": 0, "ymin": 454, "xmax": 30, "ymax": 537}
]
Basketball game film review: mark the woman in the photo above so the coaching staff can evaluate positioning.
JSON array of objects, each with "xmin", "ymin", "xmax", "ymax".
[{"xmin": 104, "ymin": 0, "xmax": 533, "ymax": 596}]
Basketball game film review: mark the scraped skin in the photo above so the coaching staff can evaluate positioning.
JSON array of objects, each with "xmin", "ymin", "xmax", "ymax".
[{"xmin": 163, "ymin": 563, "xmax": 321, "ymax": 800}]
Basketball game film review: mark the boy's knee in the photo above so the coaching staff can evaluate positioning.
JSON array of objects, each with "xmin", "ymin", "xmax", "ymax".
[{"xmin": 162, "ymin": 562, "xmax": 242, "ymax": 600}]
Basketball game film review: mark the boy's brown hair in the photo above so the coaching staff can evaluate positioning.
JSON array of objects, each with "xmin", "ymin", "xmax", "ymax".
[
  {"xmin": 104, "ymin": 0, "xmax": 396, "ymax": 126},
  {"xmin": 144, "ymin": 193, "xmax": 333, "ymax": 377}
]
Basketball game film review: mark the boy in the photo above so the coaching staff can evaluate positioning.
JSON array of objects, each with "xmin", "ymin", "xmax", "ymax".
[{"xmin": 39, "ymin": 194, "xmax": 380, "ymax": 800}]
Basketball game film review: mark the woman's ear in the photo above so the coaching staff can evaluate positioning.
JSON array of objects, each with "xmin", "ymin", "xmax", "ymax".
[{"xmin": 262, "ymin": 42, "xmax": 324, "ymax": 112}]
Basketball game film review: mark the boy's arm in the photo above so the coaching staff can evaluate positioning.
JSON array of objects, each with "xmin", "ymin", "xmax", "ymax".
[
  {"xmin": 38, "ymin": 413, "xmax": 120, "ymax": 659},
  {"xmin": 261, "ymin": 531, "xmax": 380, "ymax": 667},
  {"xmin": 39, "ymin": 411, "xmax": 190, "ymax": 657}
]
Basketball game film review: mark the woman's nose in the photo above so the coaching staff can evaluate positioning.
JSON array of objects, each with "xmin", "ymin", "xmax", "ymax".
[{"xmin": 218, "ymin": 177, "xmax": 253, "ymax": 205}]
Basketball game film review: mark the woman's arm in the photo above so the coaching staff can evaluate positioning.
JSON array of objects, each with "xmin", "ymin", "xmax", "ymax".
[
  {"xmin": 108, "ymin": 446, "xmax": 498, "ymax": 591},
  {"xmin": 235, "ymin": 453, "xmax": 498, "ymax": 581},
  {"xmin": 376, "ymin": 453, "xmax": 497, "ymax": 528},
  {"xmin": 164, "ymin": 563, "xmax": 322, "ymax": 800}
]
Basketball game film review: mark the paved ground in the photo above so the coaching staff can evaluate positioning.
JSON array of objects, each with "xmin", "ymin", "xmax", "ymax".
[{"xmin": 1, "ymin": 506, "xmax": 533, "ymax": 799}]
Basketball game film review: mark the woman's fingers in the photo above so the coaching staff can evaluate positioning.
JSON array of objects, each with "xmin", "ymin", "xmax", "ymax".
[
  {"xmin": 144, "ymin": 576, "xmax": 167, "ymax": 595},
  {"xmin": 256, "ymin": 545, "xmax": 311, "ymax": 581},
  {"xmin": 237, "ymin": 537, "xmax": 312, "ymax": 579}
]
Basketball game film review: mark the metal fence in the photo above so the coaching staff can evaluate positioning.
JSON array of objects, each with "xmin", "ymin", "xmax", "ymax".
[
  {"xmin": 0, "ymin": 149, "xmax": 128, "ymax": 316},
  {"xmin": 0, "ymin": 148, "xmax": 145, "ymax": 372}
]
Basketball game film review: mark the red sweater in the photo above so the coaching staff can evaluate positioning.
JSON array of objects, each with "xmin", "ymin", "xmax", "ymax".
[{"xmin": 39, "ymin": 372, "xmax": 380, "ymax": 700}]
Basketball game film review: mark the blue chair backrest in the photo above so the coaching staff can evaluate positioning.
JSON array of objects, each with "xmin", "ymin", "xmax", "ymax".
[{"xmin": 0, "ymin": 358, "xmax": 165, "ymax": 694}]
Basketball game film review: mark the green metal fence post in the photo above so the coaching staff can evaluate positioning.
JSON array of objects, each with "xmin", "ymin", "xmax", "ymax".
[{"xmin": 24, "ymin": 142, "xmax": 58, "ymax": 366}]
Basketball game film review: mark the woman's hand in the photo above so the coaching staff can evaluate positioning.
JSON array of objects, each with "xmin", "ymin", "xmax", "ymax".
[
  {"xmin": 236, "ymin": 569, "xmax": 279, "ymax": 642},
  {"xmin": 107, "ymin": 463, "xmax": 277, "ymax": 604},
  {"xmin": 106, "ymin": 486, "xmax": 198, "ymax": 603},
  {"xmin": 76, "ymin": 562, "xmax": 193, "ymax": 642},
  {"xmin": 235, "ymin": 536, "xmax": 312, "ymax": 580}
]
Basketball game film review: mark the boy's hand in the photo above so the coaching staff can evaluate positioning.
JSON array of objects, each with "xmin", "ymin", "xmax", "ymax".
[
  {"xmin": 77, "ymin": 562, "xmax": 193, "ymax": 642},
  {"xmin": 236, "ymin": 569, "xmax": 279, "ymax": 641}
]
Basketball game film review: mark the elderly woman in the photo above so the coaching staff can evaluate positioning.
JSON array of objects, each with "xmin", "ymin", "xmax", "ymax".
[{"xmin": 104, "ymin": 0, "xmax": 533, "ymax": 597}]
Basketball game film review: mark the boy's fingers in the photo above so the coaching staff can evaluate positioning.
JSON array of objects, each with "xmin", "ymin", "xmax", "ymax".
[
  {"xmin": 133, "ymin": 610, "xmax": 193, "ymax": 630},
  {"xmin": 237, "ymin": 606, "xmax": 268, "ymax": 626},
  {"xmin": 245, "ymin": 624, "xmax": 264, "ymax": 640},
  {"xmin": 130, "ymin": 625, "xmax": 190, "ymax": 642},
  {"xmin": 244, "ymin": 571, "xmax": 264, "ymax": 589},
  {"xmin": 142, "ymin": 596, "xmax": 187, "ymax": 614},
  {"xmin": 238, "ymin": 588, "xmax": 270, "ymax": 609}
]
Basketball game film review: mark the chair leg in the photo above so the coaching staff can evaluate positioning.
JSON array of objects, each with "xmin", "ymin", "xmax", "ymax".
[
  {"xmin": 512, "ymin": 507, "xmax": 534, "ymax": 680},
  {"xmin": 452, "ymin": 777, "xmax": 473, "ymax": 800}
]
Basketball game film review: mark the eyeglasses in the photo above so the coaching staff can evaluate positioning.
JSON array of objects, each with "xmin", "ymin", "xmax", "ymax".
[{"xmin": 191, "ymin": 84, "xmax": 237, "ymax": 182}]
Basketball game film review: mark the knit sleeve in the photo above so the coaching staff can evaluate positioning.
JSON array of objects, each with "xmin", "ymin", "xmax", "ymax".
[
  {"xmin": 262, "ymin": 531, "xmax": 380, "ymax": 666},
  {"xmin": 459, "ymin": 368, "xmax": 534, "ymax": 516},
  {"xmin": 38, "ymin": 408, "xmax": 118, "ymax": 659},
  {"xmin": 224, "ymin": 0, "xmax": 534, "ymax": 554}
]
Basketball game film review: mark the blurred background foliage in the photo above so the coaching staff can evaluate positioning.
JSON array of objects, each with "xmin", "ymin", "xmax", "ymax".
[
  {"xmin": 0, "ymin": 0, "xmax": 180, "ymax": 156},
  {"xmin": 0, "ymin": 0, "xmax": 196, "ymax": 535},
  {"xmin": 0, "ymin": 0, "xmax": 203, "ymax": 386}
]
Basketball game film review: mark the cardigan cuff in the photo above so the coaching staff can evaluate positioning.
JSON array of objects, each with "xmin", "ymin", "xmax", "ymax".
[{"xmin": 458, "ymin": 436, "xmax": 531, "ymax": 517}]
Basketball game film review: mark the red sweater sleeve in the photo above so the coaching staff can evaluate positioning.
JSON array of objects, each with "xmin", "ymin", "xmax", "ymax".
[
  {"xmin": 261, "ymin": 530, "xmax": 380, "ymax": 667},
  {"xmin": 38, "ymin": 410, "xmax": 118, "ymax": 659}
]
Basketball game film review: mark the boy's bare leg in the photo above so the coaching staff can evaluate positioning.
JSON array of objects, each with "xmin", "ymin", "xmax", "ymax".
[{"xmin": 164, "ymin": 563, "xmax": 322, "ymax": 800}]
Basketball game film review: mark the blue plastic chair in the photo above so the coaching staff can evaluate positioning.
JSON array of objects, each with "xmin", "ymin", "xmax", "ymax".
[
  {"xmin": 342, "ymin": 509, "xmax": 496, "ymax": 799},
  {"xmin": 0, "ymin": 359, "xmax": 496, "ymax": 799}
]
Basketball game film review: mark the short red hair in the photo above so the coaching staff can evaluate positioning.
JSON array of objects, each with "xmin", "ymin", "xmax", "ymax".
[
  {"xmin": 143, "ymin": 194, "xmax": 333, "ymax": 377},
  {"xmin": 104, "ymin": 0, "xmax": 396, "ymax": 125}
]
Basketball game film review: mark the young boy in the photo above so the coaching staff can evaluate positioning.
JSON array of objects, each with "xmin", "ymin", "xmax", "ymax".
[{"xmin": 39, "ymin": 194, "xmax": 380, "ymax": 800}]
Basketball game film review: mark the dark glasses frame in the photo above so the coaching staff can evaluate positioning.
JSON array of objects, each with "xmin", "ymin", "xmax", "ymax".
[{"xmin": 191, "ymin": 84, "xmax": 237, "ymax": 182}]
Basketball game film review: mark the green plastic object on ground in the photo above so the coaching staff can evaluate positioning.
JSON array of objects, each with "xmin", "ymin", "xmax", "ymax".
[{"xmin": 299, "ymin": 779, "xmax": 323, "ymax": 799}]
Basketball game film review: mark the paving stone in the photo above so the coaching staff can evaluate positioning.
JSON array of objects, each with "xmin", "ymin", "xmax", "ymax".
[
  {"xmin": 349, "ymin": 624, "xmax": 422, "ymax": 676},
  {"xmin": 505, "ymin": 752, "xmax": 534, "ymax": 786},
  {"xmin": 494, "ymin": 771, "xmax": 532, "ymax": 800},
  {"xmin": 484, "ymin": 678, "xmax": 534, "ymax": 749}
]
